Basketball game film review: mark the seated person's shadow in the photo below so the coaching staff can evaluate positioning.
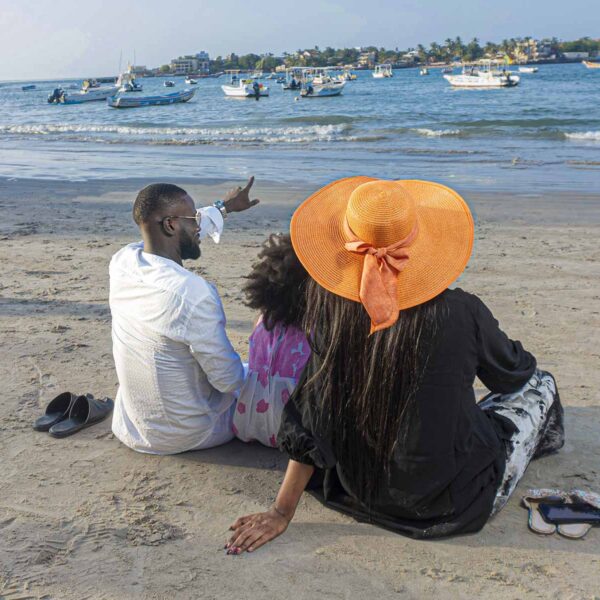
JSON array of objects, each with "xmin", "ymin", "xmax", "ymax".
[{"xmin": 179, "ymin": 438, "xmax": 287, "ymax": 472}]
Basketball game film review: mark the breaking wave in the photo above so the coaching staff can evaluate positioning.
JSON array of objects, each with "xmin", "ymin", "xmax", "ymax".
[
  {"xmin": 413, "ymin": 128, "xmax": 462, "ymax": 137},
  {"xmin": 0, "ymin": 122, "xmax": 361, "ymax": 145},
  {"xmin": 564, "ymin": 131, "xmax": 600, "ymax": 141}
]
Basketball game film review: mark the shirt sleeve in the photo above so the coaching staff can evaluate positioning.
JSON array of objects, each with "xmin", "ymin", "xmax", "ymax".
[
  {"xmin": 473, "ymin": 296, "xmax": 537, "ymax": 394},
  {"xmin": 186, "ymin": 288, "xmax": 245, "ymax": 394},
  {"xmin": 277, "ymin": 368, "xmax": 337, "ymax": 469}
]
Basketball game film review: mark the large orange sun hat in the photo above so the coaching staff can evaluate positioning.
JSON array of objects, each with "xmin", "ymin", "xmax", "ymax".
[{"xmin": 290, "ymin": 176, "xmax": 474, "ymax": 333}]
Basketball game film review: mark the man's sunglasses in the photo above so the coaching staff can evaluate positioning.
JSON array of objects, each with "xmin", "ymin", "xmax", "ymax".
[{"xmin": 160, "ymin": 214, "xmax": 201, "ymax": 226}]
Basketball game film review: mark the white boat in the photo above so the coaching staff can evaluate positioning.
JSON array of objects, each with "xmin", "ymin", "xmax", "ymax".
[
  {"xmin": 116, "ymin": 70, "xmax": 143, "ymax": 92},
  {"xmin": 441, "ymin": 66, "xmax": 453, "ymax": 74},
  {"xmin": 373, "ymin": 64, "xmax": 393, "ymax": 78},
  {"xmin": 221, "ymin": 71, "xmax": 269, "ymax": 97},
  {"xmin": 420, "ymin": 67, "xmax": 429, "ymax": 76},
  {"xmin": 583, "ymin": 60, "xmax": 600, "ymax": 69},
  {"xmin": 107, "ymin": 88, "xmax": 196, "ymax": 108},
  {"xmin": 444, "ymin": 61, "xmax": 520, "ymax": 87},
  {"xmin": 518, "ymin": 66, "xmax": 538, "ymax": 73},
  {"xmin": 299, "ymin": 69, "xmax": 345, "ymax": 97},
  {"xmin": 300, "ymin": 80, "xmax": 345, "ymax": 97},
  {"xmin": 48, "ymin": 85, "xmax": 119, "ymax": 104},
  {"xmin": 185, "ymin": 77, "xmax": 198, "ymax": 84}
]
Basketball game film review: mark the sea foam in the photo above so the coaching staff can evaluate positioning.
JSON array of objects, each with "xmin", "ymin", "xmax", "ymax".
[
  {"xmin": 564, "ymin": 131, "xmax": 600, "ymax": 141},
  {"xmin": 413, "ymin": 128, "xmax": 461, "ymax": 137}
]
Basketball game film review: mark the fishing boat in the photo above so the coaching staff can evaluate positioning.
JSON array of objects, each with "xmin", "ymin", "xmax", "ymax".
[
  {"xmin": 373, "ymin": 64, "xmax": 393, "ymax": 78},
  {"xmin": 281, "ymin": 68, "xmax": 303, "ymax": 90},
  {"xmin": 221, "ymin": 71, "xmax": 269, "ymax": 97},
  {"xmin": 420, "ymin": 67, "xmax": 429, "ymax": 76},
  {"xmin": 185, "ymin": 77, "xmax": 198, "ymax": 84},
  {"xmin": 299, "ymin": 68, "xmax": 345, "ymax": 97},
  {"xmin": 164, "ymin": 80, "xmax": 175, "ymax": 87},
  {"xmin": 21, "ymin": 84, "xmax": 36, "ymax": 91},
  {"xmin": 107, "ymin": 88, "xmax": 195, "ymax": 108},
  {"xmin": 116, "ymin": 70, "xmax": 143, "ymax": 92},
  {"xmin": 47, "ymin": 85, "xmax": 119, "ymax": 104},
  {"xmin": 444, "ymin": 61, "xmax": 519, "ymax": 87},
  {"xmin": 583, "ymin": 60, "xmax": 600, "ymax": 69},
  {"xmin": 518, "ymin": 66, "xmax": 538, "ymax": 73},
  {"xmin": 300, "ymin": 80, "xmax": 345, "ymax": 97},
  {"xmin": 342, "ymin": 68, "xmax": 357, "ymax": 81}
]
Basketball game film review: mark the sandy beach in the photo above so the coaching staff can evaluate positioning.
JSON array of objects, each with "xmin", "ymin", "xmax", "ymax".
[{"xmin": 0, "ymin": 177, "xmax": 599, "ymax": 599}]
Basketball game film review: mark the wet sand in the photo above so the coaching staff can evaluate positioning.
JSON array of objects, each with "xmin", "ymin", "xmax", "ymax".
[{"xmin": 0, "ymin": 177, "xmax": 599, "ymax": 599}]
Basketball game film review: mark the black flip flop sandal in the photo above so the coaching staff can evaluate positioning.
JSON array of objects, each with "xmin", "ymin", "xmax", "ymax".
[
  {"xmin": 33, "ymin": 392, "xmax": 77, "ymax": 431},
  {"xmin": 48, "ymin": 395, "xmax": 114, "ymax": 438}
]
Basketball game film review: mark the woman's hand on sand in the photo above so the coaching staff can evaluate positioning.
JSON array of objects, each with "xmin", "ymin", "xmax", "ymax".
[
  {"xmin": 226, "ymin": 507, "xmax": 289, "ymax": 554},
  {"xmin": 223, "ymin": 176, "xmax": 260, "ymax": 213}
]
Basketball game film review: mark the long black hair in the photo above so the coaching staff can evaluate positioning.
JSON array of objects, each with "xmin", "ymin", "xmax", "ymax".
[
  {"xmin": 302, "ymin": 279, "xmax": 447, "ymax": 504},
  {"xmin": 243, "ymin": 233, "xmax": 309, "ymax": 331}
]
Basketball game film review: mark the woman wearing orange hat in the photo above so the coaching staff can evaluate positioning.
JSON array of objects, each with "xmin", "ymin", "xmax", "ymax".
[{"xmin": 226, "ymin": 177, "xmax": 563, "ymax": 553}]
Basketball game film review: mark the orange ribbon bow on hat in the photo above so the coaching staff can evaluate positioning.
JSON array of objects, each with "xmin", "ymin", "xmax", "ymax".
[{"xmin": 344, "ymin": 219, "xmax": 419, "ymax": 334}]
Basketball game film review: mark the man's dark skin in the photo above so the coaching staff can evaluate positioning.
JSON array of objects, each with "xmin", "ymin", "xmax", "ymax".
[{"xmin": 141, "ymin": 177, "xmax": 259, "ymax": 266}]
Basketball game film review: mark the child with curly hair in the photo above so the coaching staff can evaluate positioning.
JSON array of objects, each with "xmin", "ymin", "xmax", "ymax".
[{"xmin": 233, "ymin": 234, "xmax": 310, "ymax": 447}]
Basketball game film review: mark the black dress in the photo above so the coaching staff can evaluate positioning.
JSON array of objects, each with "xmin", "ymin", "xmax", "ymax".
[{"xmin": 277, "ymin": 288, "xmax": 537, "ymax": 538}]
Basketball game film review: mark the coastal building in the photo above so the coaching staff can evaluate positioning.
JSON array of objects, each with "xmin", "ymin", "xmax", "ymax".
[
  {"xmin": 562, "ymin": 51, "xmax": 590, "ymax": 59},
  {"xmin": 358, "ymin": 51, "xmax": 376, "ymax": 67},
  {"xmin": 170, "ymin": 53, "xmax": 210, "ymax": 75},
  {"xmin": 400, "ymin": 50, "xmax": 420, "ymax": 63},
  {"xmin": 195, "ymin": 51, "xmax": 210, "ymax": 73}
]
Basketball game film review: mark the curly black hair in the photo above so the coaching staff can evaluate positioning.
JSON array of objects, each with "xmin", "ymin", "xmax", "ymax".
[{"xmin": 243, "ymin": 233, "xmax": 309, "ymax": 331}]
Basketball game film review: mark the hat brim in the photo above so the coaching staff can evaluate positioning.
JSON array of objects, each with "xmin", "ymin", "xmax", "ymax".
[{"xmin": 290, "ymin": 176, "xmax": 474, "ymax": 310}]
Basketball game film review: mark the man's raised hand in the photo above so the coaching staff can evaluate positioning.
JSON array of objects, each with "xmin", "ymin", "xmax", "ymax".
[{"xmin": 223, "ymin": 176, "xmax": 260, "ymax": 213}]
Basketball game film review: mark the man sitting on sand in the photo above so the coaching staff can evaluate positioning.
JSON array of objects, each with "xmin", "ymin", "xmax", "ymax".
[{"xmin": 109, "ymin": 179, "xmax": 259, "ymax": 454}]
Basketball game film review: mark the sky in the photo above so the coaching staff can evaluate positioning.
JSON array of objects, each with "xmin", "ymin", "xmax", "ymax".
[{"xmin": 1, "ymin": 0, "xmax": 598, "ymax": 80}]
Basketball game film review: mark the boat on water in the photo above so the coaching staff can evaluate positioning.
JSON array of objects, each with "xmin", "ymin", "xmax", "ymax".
[
  {"xmin": 47, "ymin": 85, "xmax": 119, "ymax": 104},
  {"xmin": 82, "ymin": 79, "xmax": 101, "ymax": 89},
  {"xmin": 221, "ymin": 71, "xmax": 269, "ymax": 97},
  {"xmin": 116, "ymin": 70, "xmax": 143, "ymax": 92},
  {"xmin": 420, "ymin": 67, "xmax": 429, "ymax": 76},
  {"xmin": 373, "ymin": 64, "xmax": 393, "ymax": 78},
  {"xmin": 299, "ymin": 68, "xmax": 345, "ymax": 97},
  {"xmin": 107, "ymin": 88, "xmax": 196, "ymax": 108},
  {"xmin": 444, "ymin": 61, "xmax": 520, "ymax": 87},
  {"xmin": 185, "ymin": 77, "xmax": 198, "ymax": 84},
  {"xmin": 21, "ymin": 84, "xmax": 36, "ymax": 91},
  {"xmin": 441, "ymin": 66, "xmax": 453, "ymax": 74},
  {"xmin": 518, "ymin": 66, "xmax": 538, "ymax": 73},
  {"xmin": 164, "ymin": 80, "xmax": 175, "ymax": 87},
  {"xmin": 583, "ymin": 60, "xmax": 600, "ymax": 69},
  {"xmin": 281, "ymin": 68, "xmax": 304, "ymax": 90}
]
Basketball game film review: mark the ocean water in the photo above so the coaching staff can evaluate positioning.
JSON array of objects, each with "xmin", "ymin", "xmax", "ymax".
[{"xmin": 1, "ymin": 64, "xmax": 599, "ymax": 193}]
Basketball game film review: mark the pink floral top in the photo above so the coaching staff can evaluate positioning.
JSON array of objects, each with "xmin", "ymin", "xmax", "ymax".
[{"xmin": 233, "ymin": 319, "xmax": 310, "ymax": 447}]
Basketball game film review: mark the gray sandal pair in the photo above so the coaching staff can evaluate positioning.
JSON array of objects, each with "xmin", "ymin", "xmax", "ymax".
[{"xmin": 33, "ymin": 392, "xmax": 113, "ymax": 438}]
